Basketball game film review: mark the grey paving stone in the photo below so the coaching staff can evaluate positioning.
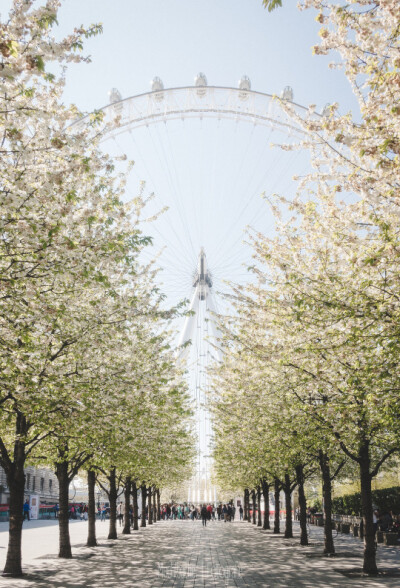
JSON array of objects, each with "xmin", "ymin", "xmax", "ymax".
[{"xmin": 0, "ymin": 519, "xmax": 400, "ymax": 586}]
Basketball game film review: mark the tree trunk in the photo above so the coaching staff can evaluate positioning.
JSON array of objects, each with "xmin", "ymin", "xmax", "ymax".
[
  {"xmin": 148, "ymin": 487, "xmax": 153, "ymax": 525},
  {"xmin": 295, "ymin": 464, "xmax": 308, "ymax": 546},
  {"xmin": 122, "ymin": 476, "xmax": 131, "ymax": 535},
  {"xmin": 3, "ymin": 439, "xmax": 26, "ymax": 577},
  {"xmin": 257, "ymin": 486, "xmax": 262, "ymax": 527},
  {"xmin": 359, "ymin": 444, "xmax": 378, "ymax": 575},
  {"xmin": 87, "ymin": 470, "xmax": 97, "ymax": 547},
  {"xmin": 251, "ymin": 489, "xmax": 256, "ymax": 524},
  {"xmin": 244, "ymin": 488, "xmax": 250, "ymax": 522},
  {"xmin": 153, "ymin": 487, "xmax": 157, "ymax": 523},
  {"xmin": 107, "ymin": 468, "xmax": 118, "ymax": 540},
  {"xmin": 319, "ymin": 451, "xmax": 334, "ymax": 555},
  {"xmin": 284, "ymin": 474, "xmax": 293, "ymax": 539},
  {"xmin": 261, "ymin": 479, "xmax": 270, "ymax": 530},
  {"xmin": 56, "ymin": 460, "xmax": 72, "ymax": 558},
  {"xmin": 140, "ymin": 484, "xmax": 147, "ymax": 528},
  {"xmin": 132, "ymin": 480, "xmax": 139, "ymax": 531},
  {"xmin": 274, "ymin": 478, "xmax": 280, "ymax": 534},
  {"xmin": 156, "ymin": 489, "xmax": 161, "ymax": 521}
]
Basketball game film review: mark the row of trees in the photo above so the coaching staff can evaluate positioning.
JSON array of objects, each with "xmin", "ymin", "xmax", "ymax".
[
  {"xmin": 211, "ymin": 0, "xmax": 400, "ymax": 576},
  {"xmin": 0, "ymin": 1, "xmax": 194, "ymax": 577}
]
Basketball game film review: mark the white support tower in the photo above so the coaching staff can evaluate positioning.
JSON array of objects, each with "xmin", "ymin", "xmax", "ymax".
[{"xmin": 178, "ymin": 248, "xmax": 220, "ymax": 504}]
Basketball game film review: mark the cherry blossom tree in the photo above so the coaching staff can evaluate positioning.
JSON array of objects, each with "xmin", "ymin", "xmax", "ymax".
[
  {"xmin": 214, "ymin": 1, "xmax": 400, "ymax": 575},
  {"xmin": 0, "ymin": 1, "xmax": 194, "ymax": 577}
]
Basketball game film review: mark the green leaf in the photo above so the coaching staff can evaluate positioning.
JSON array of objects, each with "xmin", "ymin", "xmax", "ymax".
[{"xmin": 262, "ymin": 0, "xmax": 283, "ymax": 12}]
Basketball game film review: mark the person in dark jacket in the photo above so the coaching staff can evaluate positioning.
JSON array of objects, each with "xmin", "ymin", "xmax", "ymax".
[{"xmin": 201, "ymin": 504, "xmax": 208, "ymax": 527}]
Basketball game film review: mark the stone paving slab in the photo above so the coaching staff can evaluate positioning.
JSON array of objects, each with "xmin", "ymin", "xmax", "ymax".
[{"xmin": 0, "ymin": 519, "xmax": 400, "ymax": 586}]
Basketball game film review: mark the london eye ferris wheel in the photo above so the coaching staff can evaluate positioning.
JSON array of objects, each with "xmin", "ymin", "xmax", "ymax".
[{"xmin": 78, "ymin": 74, "xmax": 320, "ymax": 503}]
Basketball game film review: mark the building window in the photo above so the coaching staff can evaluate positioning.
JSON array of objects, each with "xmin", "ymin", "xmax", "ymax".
[
  {"xmin": 40, "ymin": 478, "xmax": 44, "ymax": 492},
  {"xmin": 32, "ymin": 476, "xmax": 35, "ymax": 492},
  {"xmin": 49, "ymin": 479, "xmax": 53, "ymax": 493},
  {"xmin": 26, "ymin": 473, "xmax": 31, "ymax": 490}
]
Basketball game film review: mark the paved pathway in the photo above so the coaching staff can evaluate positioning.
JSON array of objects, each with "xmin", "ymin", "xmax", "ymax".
[{"xmin": 1, "ymin": 519, "xmax": 400, "ymax": 586}]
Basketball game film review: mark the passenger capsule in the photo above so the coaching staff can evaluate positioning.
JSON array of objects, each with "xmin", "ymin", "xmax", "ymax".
[
  {"xmin": 321, "ymin": 103, "xmax": 331, "ymax": 117},
  {"xmin": 108, "ymin": 88, "xmax": 122, "ymax": 104},
  {"xmin": 281, "ymin": 86, "xmax": 294, "ymax": 101},
  {"xmin": 238, "ymin": 75, "xmax": 251, "ymax": 101},
  {"xmin": 151, "ymin": 77, "xmax": 164, "ymax": 102},
  {"xmin": 195, "ymin": 72, "xmax": 208, "ymax": 97}
]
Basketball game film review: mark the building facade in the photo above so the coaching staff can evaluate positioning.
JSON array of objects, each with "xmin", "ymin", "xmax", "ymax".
[{"xmin": 0, "ymin": 466, "xmax": 59, "ymax": 506}]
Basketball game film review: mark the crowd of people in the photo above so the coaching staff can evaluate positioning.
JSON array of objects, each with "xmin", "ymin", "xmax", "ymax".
[
  {"xmin": 69, "ymin": 503, "xmax": 87, "ymax": 520},
  {"xmin": 160, "ymin": 503, "xmax": 243, "ymax": 524},
  {"xmin": 60, "ymin": 501, "xmax": 244, "ymax": 527}
]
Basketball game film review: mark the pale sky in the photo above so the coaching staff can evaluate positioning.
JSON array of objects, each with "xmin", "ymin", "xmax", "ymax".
[{"xmin": 50, "ymin": 0, "xmax": 358, "ymax": 115}]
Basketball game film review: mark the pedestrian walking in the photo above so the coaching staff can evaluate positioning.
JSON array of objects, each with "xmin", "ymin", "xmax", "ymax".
[
  {"xmin": 201, "ymin": 504, "xmax": 208, "ymax": 527},
  {"xmin": 117, "ymin": 502, "xmax": 124, "ymax": 526},
  {"xmin": 23, "ymin": 500, "xmax": 30, "ymax": 521}
]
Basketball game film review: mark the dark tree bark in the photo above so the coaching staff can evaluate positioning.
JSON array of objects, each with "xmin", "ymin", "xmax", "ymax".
[
  {"xmin": 152, "ymin": 487, "xmax": 157, "ymax": 523},
  {"xmin": 156, "ymin": 488, "xmax": 161, "ymax": 521},
  {"xmin": 283, "ymin": 474, "xmax": 293, "ymax": 539},
  {"xmin": 107, "ymin": 468, "xmax": 118, "ymax": 540},
  {"xmin": 148, "ymin": 487, "xmax": 153, "ymax": 525},
  {"xmin": 87, "ymin": 469, "xmax": 97, "ymax": 547},
  {"xmin": 132, "ymin": 480, "xmax": 139, "ymax": 530},
  {"xmin": 56, "ymin": 460, "xmax": 72, "ymax": 558},
  {"xmin": 140, "ymin": 484, "xmax": 147, "ymax": 528},
  {"xmin": 257, "ymin": 486, "xmax": 262, "ymax": 527},
  {"xmin": 261, "ymin": 478, "xmax": 270, "ymax": 530},
  {"xmin": 251, "ymin": 489, "xmax": 256, "ymax": 524},
  {"xmin": 55, "ymin": 445, "xmax": 91, "ymax": 559},
  {"xmin": 295, "ymin": 464, "xmax": 308, "ymax": 546},
  {"xmin": 2, "ymin": 436, "xmax": 26, "ymax": 577},
  {"xmin": 359, "ymin": 443, "xmax": 378, "ymax": 575},
  {"xmin": 318, "ymin": 451, "xmax": 334, "ymax": 555},
  {"xmin": 274, "ymin": 478, "xmax": 280, "ymax": 534},
  {"xmin": 244, "ymin": 488, "xmax": 250, "ymax": 522},
  {"xmin": 122, "ymin": 476, "xmax": 131, "ymax": 535}
]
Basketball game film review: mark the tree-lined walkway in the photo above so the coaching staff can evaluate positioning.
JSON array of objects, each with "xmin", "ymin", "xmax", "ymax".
[{"xmin": 1, "ymin": 519, "xmax": 400, "ymax": 587}]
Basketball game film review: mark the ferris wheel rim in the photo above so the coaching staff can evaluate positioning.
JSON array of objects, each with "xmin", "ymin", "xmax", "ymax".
[
  {"xmin": 71, "ymin": 85, "xmax": 320, "ymax": 137},
  {"xmin": 102, "ymin": 85, "xmax": 312, "ymax": 114}
]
